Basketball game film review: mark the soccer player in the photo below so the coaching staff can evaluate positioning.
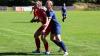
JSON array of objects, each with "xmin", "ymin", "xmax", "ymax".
[
  {"xmin": 61, "ymin": 3, "xmax": 67, "ymax": 22},
  {"xmin": 45, "ymin": 0, "xmax": 68, "ymax": 56},
  {"xmin": 32, "ymin": 1, "xmax": 51, "ymax": 54}
]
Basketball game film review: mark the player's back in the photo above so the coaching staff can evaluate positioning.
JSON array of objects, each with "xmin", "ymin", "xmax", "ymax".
[{"xmin": 35, "ymin": 7, "xmax": 47, "ymax": 24}]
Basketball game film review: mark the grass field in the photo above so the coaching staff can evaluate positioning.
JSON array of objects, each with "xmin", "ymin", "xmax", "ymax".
[{"xmin": 0, "ymin": 11, "xmax": 100, "ymax": 56}]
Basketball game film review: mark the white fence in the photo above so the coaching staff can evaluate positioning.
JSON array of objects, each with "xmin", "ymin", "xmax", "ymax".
[
  {"xmin": 15, "ymin": 6, "xmax": 32, "ymax": 12},
  {"xmin": 0, "ymin": 6, "xmax": 75, "ymax": 12}
]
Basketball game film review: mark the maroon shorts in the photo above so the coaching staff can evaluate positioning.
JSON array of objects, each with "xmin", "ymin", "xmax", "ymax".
[{"xmin": 35, "ymin": 24, "xmax": 51, "ymax": 37}]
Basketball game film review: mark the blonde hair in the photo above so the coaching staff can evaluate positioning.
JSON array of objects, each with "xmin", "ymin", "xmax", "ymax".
[
  {"xmin": 46, "ymin": 0, "xmax": 53, "ymax": 6},
  {"xmin": 36, "ymin": 0, "xmax": 42, "ymax": 8}
]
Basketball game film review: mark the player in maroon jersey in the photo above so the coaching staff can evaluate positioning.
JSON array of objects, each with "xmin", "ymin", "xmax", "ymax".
[{"xmin": 32, "ymin": 1, "xmax": 51, "ymax": 54}]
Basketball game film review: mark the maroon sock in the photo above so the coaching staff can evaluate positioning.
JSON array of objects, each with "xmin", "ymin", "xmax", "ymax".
[
  {"xmin": 44, "ymin": 42, "xmax": 49, "ymax": 52},
  {"xmin": 35, "ymin": 38, "xmax": 40, "ymax": 51}
]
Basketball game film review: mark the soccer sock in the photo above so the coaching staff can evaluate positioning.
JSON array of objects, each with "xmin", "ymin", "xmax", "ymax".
[
  {"xmin": 44, "ymin": 42, "xmax": 49, "ymax": 52},
  {"xmin": 58, "ymin": 41, "xmax": 67, "ymax": 52},
  {"xmin": 35, "ymin": 38, "xmax": 40, "ymax": 51},
  {"xmin": 53, "ymin": 40, "xmax": 67, "ymax": 52},
  {"xmin": 53, "ymin": 40, "xmax": 60, "ymax": 46}
]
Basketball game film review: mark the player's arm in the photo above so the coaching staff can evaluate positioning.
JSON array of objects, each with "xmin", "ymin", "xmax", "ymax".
[
  {"xmin": 30, "ymin": 7, "xmax": 39, "ymax": 23},
  {"xmin": 42, "ymin": 17, "xmax": 51, "ymax": 35},
  {"xmin": 30, "ymin": 12, "xmax": 37, "ymax": 23},
  {"xmin": 42, "ymin": 11, "xmax": 52, "ymax": 34},
  {"xmin": 43, "ymin": 17, "xmax": 51, "ymax": 30}
]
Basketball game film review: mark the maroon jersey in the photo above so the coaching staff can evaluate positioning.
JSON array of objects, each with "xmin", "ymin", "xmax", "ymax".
[{"xmin": 35, "ymin": 8, "xmax": 47, "ymax": 24}]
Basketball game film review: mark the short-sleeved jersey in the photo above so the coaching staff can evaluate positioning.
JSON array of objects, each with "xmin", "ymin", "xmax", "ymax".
[
  {"xmin": 34, "ymin": 7, "xmax": 47, "ymax": 24},
  {"xmin": 46, "ymin": 10, "xmax": 61, "ymax": 34},
  {"xmin": 62, "ymin": 6, "xmax": 67, "ymax": 13},
  {"xmin": 62, "ymin": 6, "xmax": 67, "ymax": 16},
  {"xmin": 46, "ymin": 10, "xmax": 60, "ymax": 27}
]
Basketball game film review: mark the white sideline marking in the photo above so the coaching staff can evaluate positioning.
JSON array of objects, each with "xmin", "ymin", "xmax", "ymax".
[{"xmin": 0, "ymin": 28, "xmax": 32, "ymax": 36}]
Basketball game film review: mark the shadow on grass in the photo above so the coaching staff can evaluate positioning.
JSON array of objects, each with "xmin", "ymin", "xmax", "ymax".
[{"xmin": 0, "ymin": 52, "xmax": 62, "ymax": 56}]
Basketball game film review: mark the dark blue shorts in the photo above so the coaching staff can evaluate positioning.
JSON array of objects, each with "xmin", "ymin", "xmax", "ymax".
[{"xmin": 51, "ymin": 25, "xmax": 61, "ymax": 35}]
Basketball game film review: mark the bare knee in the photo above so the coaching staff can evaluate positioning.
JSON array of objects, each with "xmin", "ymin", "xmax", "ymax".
[
  {"xmin": 50, "ymin": 35, "xmax": 55, "ymax": 42},
  {"xmin": 56, "ymin": 34, "xmax": 62, "ymax": 42}
]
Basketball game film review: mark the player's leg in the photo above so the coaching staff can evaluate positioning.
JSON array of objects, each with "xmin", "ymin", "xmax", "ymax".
[
  {"xmin": 41, "ymin": 26, "xmax": 51, "ymax": 54},
  {"xmin": 50, "ymin": 26, "xmax": 63, "ymax": 47},
  {"xmin": 51, "ymin": 34, "xmax": 62, "ymax": 52},
  {"xmin": 55, "ymin": 34, "xmax": 68, "ymax": 56},
  {"xmin": 51, "ymin": 25, "xmax": 68, "ymax": 56},
  {"xmin": 50, "ymin": 33, "xmax": 60, "ymax": 46},
  {"xmin": 33, "ymin": 26, "xmax": 43, "ymax": 53},
  {"xmin": 50, "ymin": 33, "xmax": 68, "ymax": 56},
  {"xmin": 55, "ymin": 34, "xmax": 67, "ymax": 52},
  {"xmin": 62, "ymin": 13, "xmax": 66, "ymax": 22},
  {"xmin": 41, "ymin": 34, "xmax": 50, "ymax": 54},
  {"xmin": 56, "ymin": 26, "xmax": 68, "ymax": 55},
  {"xmin": 50, "ymin": 34, "xmax": 62, "ymax": 52},
  {"xmin": 50, "ymin": 33, "xmax": 66, "ymax": 51}
]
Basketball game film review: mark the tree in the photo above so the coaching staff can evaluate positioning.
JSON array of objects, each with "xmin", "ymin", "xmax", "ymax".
[
  {"xmin": 0, "ymin": 0, "xmax": 99, "ymax": 6},
  {"xmin": 0, "ymin": 0, "xmax": 8, "ymax": 6},
  {"xmin": 96, "ymin": 0, "xmax": 100, "ymax": 4}
]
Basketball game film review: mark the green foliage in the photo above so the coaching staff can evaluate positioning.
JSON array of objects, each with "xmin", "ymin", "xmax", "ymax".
[
  {"xmin": 0, "ymin": 0, "xmax": 99, "ymax": 6},
  {"xmin": 84, "ymin": 7, "xmax": 100, "ymax": 11},
  {"xmin": 75, "ymin": 0, "xmax": 100, "ymax": 3}
]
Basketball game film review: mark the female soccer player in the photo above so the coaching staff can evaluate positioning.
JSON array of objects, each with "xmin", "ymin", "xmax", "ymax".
[
  {"xmin": 32, "ymin": 1, "xmax": 51, "ymax": 55},
  {"xmin": 61, "ymin": 3, "xmax": 67, "ymax": 22},
  {"xmin": 45, "ymin": 0, "xmax": 68, "ymax": 56}
]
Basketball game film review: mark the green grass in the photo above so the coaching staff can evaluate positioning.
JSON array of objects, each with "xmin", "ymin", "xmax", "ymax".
[{"xmin": 0, "ymin": 11, "xmax": 100, "ymax": 56}]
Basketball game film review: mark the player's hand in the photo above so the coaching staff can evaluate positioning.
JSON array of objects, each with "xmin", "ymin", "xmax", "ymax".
[
  {"xmin": 42, "ymin": 30, "xmax": 45, "ymax": 36},
  {"xmin": 31, "ymin": 19, "xmax": 39, "ymax": 23},
  {"xmin": 42, "ymin": 24, "xmax": 47, "ymax": 27},
  {"xmin": 42, "ymin": 32, "xmax": 45, "ymax": 38}
]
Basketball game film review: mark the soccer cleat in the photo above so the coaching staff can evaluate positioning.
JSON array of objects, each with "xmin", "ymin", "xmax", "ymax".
[
  {"xmin": 32, "ymin": 50, "xmax": 40, "ymax": 53},
  {"xmin": 63, "ymin": 52, "xmax": 68, "ymax": 56},
  {"xmin": 45, "ymin": 51, "xmax": 50, "ymax": 55}
]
